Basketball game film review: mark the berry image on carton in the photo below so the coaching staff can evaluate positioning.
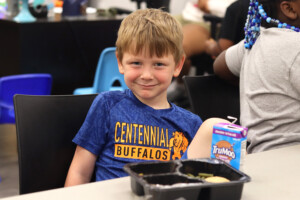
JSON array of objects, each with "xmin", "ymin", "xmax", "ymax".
[{"xmin": 211, "ymin": 123, "xmax": 248, "ymax": 170}]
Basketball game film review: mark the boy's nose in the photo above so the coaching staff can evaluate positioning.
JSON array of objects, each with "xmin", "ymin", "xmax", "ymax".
[{"xmin": 140, "ymin": 67, "xmax": 153, "ymax": 80}]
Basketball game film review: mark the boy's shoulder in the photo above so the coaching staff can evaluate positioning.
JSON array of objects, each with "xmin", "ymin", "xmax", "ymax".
[
  {"xmin": 94, "ymin": 90, "xmax": 130, "ymax": 107},
  {"xmin": 171, "ymin": 103, "xmax": 202, "ymax": 121},
  {"xmin": 96, "ymin": 90, "xmax": 127, "ymax": 98}
]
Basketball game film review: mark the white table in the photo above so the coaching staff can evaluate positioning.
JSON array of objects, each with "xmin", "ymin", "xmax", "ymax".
[
  {"xmin": 2, "ymin": 145, "xmax": 300, "ymax": 200},
  {"xmin": 241, "ymin": 144, "xmax": 300, "ymax": 200}
]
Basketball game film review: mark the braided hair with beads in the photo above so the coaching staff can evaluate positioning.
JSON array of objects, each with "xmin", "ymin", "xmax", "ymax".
[{"xmin": 244, "ymin": 0, "xmax": 300, "ymax": 49}]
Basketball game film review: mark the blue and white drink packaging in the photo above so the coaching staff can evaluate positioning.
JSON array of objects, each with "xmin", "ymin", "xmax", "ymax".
[{"xmin": 211, "ymin": 123, "xmax": 248, "ymax": 170}]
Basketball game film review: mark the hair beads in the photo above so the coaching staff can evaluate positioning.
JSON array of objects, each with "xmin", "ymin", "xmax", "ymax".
[{"xmin": 244, "ymin": 0, "xmax": 300, "ymax": 49}]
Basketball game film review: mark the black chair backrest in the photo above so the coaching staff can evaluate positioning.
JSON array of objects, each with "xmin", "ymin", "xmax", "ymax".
[
  {"xmin": 183, "ymin": 75, "xmax": 240, "ymax": 124},
  {"xmin": 13, "ymin": 94, "xmax": 97, "ymax": 194},
  {"xmin": 203, "ymin": 14, "xmax": 223, "ymax": 40}
]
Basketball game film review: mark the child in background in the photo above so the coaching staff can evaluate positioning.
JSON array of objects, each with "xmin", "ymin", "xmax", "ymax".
[
  {"xmin": 65, "ymin": 8, "xmax": 225, "ymax": 186},
  {"xmin": 168, "ymin": 0, "xmax": 235, "ymax": 104},
  {"xmin": 205, "ymin": 0, "xmax": 250, "ymax": 58},
  {"xmin": 214, "ymin": 0, "xmax": 300, "ymax": 153}
]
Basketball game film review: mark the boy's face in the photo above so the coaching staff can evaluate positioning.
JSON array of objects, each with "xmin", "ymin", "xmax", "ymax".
[{"xmin": 116, "ymin": 49, "xmax": 184, "ymax": 109}]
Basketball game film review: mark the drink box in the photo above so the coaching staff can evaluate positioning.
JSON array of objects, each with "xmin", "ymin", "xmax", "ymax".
[{"xmin": 211, "ymin": 123, "xmax": 248, "ymax": 170}]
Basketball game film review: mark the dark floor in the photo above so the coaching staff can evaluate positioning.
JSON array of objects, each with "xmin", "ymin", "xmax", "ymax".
[{"xmin": 0, "ymin": 124, "xmax": 19, "ymax": 198}]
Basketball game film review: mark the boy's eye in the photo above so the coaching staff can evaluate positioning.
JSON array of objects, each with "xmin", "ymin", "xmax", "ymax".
[
  {"xmin": 131, "ymin": 62, "xmax": 141, "ymax": 66},
  {"xmin": 155, "ymin": 63, "xmax": 165, "ymax": 67}
]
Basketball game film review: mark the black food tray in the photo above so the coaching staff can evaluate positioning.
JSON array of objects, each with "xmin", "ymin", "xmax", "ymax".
[{"xmin": 123, "ymin": 158, "xmax": 250, "ymax": 200}]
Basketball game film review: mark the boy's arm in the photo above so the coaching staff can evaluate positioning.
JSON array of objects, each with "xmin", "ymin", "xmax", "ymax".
[
  {"xmin": 213, "ymin": 50, "xmax": 239, "ymax": 86},
  {"xmin": 65, "ymin": 145, "xmax": 97, "ymax": 187},
  {"xmin": 187, "ymin": 118, "xmax": 230, "ymax": 158}
]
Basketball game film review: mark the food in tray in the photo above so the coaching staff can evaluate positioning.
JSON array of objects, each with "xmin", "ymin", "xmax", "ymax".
[
  {"xmin": 205, "ymin": 176, "xmax": 230, "ymax": 183},
  {"xmin": 124, "ymin": 159, "xmax": 251, "ymax": 200},
  {"xmin": 186, "ymin": 172, "xmax": 214, "ymax": 179},
  {"xmin": 186, "ymin": 172, "xmax": 230, "ymax": 182}
]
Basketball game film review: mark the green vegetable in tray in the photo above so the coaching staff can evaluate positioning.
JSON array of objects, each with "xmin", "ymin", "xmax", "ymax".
[
  {"xmin": 186, "ymin": 173, "xmax": 195, "ymax": 178},
  {"xmin": 186, "ymin": 172, "xmax": 230, "ymax": 182},
  {"xmin": 198, "ymin": 173, "xmax": 214, "ymax": 179},
  {"xmin": 186, "ymin": 172, "xmax": 214, "ymax": 179}
]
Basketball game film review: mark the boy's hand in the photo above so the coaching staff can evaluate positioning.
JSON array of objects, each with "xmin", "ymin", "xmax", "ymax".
[{"xmin": 197, "ymin": 0, "xmax": 210, "ymax": 13}]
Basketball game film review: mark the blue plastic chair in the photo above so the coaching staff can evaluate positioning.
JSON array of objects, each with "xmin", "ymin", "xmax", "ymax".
[
  {"xmin": 0, "ymin": 73, "xmax": 52, "ymax": 124},
  {"xmin": 73, "ymin": 47, "xmax": 128, "ymax": 95},
  {"xmin": 14, "ymin": 0, "xmax": 36, "ymax": 23}
]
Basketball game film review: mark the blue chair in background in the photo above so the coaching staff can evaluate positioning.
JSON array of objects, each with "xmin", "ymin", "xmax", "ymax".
[
  {"xmin": 73, "ymin": 47, "xmax": 128, "ymax": 95},
  {"xmin": 0, "ymin": 73, "xmax": 52, "ymax": 124},
  {"xmin": 14, "ymin": 0, "xmax": 36, "ymax": 22}
]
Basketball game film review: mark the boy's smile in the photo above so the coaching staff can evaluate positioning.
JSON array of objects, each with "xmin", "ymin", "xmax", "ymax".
[{"xmin": 116, "ymin": 49, "xmax": 184, "ymax": 109}]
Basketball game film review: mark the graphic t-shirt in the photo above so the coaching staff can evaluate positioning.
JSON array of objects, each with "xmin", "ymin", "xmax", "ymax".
[{"xmin": 73, "ymin": 89, "xmax": 202, "ymax": 181}]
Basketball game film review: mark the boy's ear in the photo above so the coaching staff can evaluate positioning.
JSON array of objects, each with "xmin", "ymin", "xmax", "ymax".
[
  {"xmin": 173, "ymin": 55, "xmax": 186, "ymax": 77},
  {"xmin": 280, "ymin": 1, "xmax": 298, "ymax": 20},
  {"xmin": 115, "ymin": 52, "xmax": 124, "ymax": 74}
]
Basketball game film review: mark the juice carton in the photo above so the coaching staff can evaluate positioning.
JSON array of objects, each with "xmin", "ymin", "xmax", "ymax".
[{"xmin": 211, "ymin": 123, "xmax": 248, "ymax": 170}]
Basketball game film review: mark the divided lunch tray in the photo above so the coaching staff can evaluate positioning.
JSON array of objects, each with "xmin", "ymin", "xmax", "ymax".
[{"xmin": 124, "ymin": 158, "xmax": 250, "ymax": 200}]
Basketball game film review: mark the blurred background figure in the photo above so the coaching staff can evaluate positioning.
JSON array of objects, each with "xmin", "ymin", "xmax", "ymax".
[
  {"xmin": 62, "ymin": 0, "xmax": 87, "ymax": 16},
  {"xmin": 0, "ymin": 0, "xmax": 7, "ymax": 18},
  {"xmin": 168, "ymin": 0, "xmax": 249, "ymax": 108},
  {"xmin": 87, "ymin": 0, "xmax": 170, "ymax": 12},
  {"xmin": 144, "ymin": 0, "xmax": 170, "ymax": 11},
  {"xmin": 205, "ymin": 0, "xmax": 249, "ymax": 58},
  {"xmin": 7, "ymin": 0, "xmax": 19, "ymax": 17},
  {"xmin": 87, "ymin": 0, "xmax": 101, "ymax": 8}
]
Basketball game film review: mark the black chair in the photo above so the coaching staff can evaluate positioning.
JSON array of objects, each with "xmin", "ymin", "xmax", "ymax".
[
  {"xmin": 13, "ymin": 94, "xmax": 97, "ymax": 194},
  {"xmin": 183, "ymin": 75, "xmax": 240, "ymax": 124},
  {"xmin": 203, "ymin": 14, "xmax": 223, "ymax": 41}
]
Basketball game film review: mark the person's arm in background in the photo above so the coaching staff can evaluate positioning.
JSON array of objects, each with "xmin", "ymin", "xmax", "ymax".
[
  {"xmin": 205, "ymin": 0, "xmax": 248, "ymax": 58},
  {"xmin": 197, "ymin": 0, "xmax": 210, "ymax": 13},
  {"xmin": 213, "ymin": 50, "xmax": 239, "ymax": 86},
  {"xmin": 213, "ymin": 1, "xmax": 250, "ymax": 87},
  {"xmin": 205, "ymin": 38, "xmax": 234, "ymax": 58}
]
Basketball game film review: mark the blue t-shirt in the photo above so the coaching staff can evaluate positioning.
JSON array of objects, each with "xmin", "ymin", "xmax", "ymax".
[{"xmin": 73, "ymin": 89, "xmax": 202, "ymax": 181}]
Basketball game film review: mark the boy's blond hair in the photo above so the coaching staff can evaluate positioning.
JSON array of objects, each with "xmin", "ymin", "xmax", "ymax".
[{"xmin": 116, "ymin": 8, "xmax": 184, "ymax": 64}]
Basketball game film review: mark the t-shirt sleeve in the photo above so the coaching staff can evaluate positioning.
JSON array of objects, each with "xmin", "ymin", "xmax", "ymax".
[
  {"xmin": 225, "ymin": 40, "xmax": 245, "ymax": 77},
  {"xmin": 190, "ymin": 113, "xmax": 203, "ymax": 140},
  {"xmin": 73, "ymin": 94, "xmax": 109, "ymax": 155}
]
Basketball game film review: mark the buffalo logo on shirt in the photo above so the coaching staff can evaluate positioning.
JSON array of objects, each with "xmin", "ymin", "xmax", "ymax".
[
  {"xmin": 114, "ymin": 122, "xmax": 188, "ymax": 161},
  {"xmin": 169, "ymin": 131, "xmax": 188, "ymax": 160}
]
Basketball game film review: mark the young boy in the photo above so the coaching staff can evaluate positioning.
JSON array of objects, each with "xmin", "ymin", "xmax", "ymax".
[{"xmin": 65, "ymin": 8, "xmax": 224, "ymax": 186}]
